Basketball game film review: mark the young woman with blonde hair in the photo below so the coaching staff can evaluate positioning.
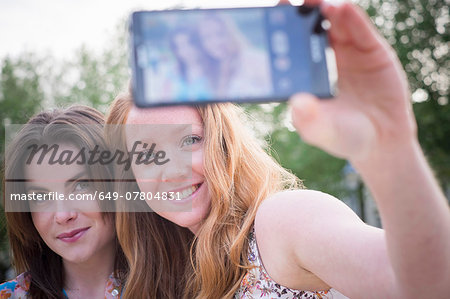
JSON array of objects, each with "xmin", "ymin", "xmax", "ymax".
[
  {"xmin": 107, "ymin": 97, "xmax": 302, "ymax": 298},
  {"xmin": 107, "ymin": 1, "xmax": 450, "ymax": 298}
]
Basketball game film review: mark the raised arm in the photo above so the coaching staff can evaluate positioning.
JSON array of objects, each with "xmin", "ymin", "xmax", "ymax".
[{"xmin": 288, "ymin": 1, "xmax": 450, "ymax": 297}]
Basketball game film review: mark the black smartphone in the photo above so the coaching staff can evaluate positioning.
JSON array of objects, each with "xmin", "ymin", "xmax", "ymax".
[{"xmin": 129, "ymin": 4, "xmax": 336, "ymax": 107}]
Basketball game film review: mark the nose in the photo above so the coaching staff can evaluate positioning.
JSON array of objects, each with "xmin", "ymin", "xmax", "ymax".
[
  {"xmin": 54, "ymin": 210, "xmax": 78, "ymax": 224},
  {"xmin": 160, "ymin": 150, "xmax": 191, "ymax": 183}
]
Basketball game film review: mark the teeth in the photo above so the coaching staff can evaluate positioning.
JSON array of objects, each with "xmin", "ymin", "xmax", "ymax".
[{"xmin": 178, "ymin": 184, "xmax": 199, "ymax": 199}]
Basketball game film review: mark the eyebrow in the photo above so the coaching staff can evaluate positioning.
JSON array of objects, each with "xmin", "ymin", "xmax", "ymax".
[
  {"xmin": 25, "ymin": 183, "xmax": 48, "ymax": 194},
  {"xmin": 179, "ymin": 124, "xmax": 203, "ymax": 134},
  {"xmin": 130, "ymin": 124, "xmax": 203, "ymax": 144},
  {"xmin": 25, "ymin": 171, "xmax": 88, "ymax": 193}
]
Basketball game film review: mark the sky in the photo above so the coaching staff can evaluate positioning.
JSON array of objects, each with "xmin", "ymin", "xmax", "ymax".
[{"xmin": 0, "ymin": 0, "xmax": 288, "ymax": 60}]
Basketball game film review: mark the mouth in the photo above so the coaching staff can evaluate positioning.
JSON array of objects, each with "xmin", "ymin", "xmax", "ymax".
[
  {"xmin": 57, "ymin": 227, "xmax": 90, "ymax": 243},
  {"xmin": 177, "ymin": 183, "xmax": 202, "ymax": 200}
]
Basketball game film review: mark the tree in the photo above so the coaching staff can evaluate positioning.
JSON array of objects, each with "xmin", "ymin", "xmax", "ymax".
[
  {"xmin": 53, "ymin": 20, "xmax": 129, "ymax": 114},
  {"xmin": 360, "ymin": 0, "xmax": 449, "ymax": 188},
  {"xmin": 241, "ymin": 102, "xmax": 349, "ymax": 198}
]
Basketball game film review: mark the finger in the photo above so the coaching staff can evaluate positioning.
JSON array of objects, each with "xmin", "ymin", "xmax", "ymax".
[
  {"xmin": 322, "ymin": 2, "xmax": 385, "ymax": 52},
  {"xmin": 278, "ymin": 0, "xmax": 323, "ymax": 6}
]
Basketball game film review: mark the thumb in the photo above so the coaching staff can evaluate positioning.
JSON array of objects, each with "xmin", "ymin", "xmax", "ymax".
[
  {"xmin": 289, "ymin": 94, "xmax": 376, "ymax": 160},
  {"xmin": 289, "ymin": 93, "xmax": 338, "ymax": 153}
]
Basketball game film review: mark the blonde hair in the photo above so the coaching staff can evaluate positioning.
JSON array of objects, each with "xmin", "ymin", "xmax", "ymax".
[{"xmin": 106, "ymin": 93, "xmax": 302, "ymax": 298}]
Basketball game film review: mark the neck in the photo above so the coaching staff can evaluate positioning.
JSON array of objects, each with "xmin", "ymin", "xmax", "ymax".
[{"xmin": 63, "ymin": 246, "xmax": 116, "ymax": 298}]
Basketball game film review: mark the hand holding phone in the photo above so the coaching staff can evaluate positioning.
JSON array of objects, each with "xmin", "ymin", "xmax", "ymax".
[
  {"xmin": 129, "ymin": 4, "xmax": 336, "ymax": 107},
  {"xmin": 290, "ymin": 2, "xmax": 414, "ymax": 164}
]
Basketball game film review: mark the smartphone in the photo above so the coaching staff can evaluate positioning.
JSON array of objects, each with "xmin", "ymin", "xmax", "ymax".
[{"xmin": 129, "ymin": 4, "xmax": 336, "ymax": 107}]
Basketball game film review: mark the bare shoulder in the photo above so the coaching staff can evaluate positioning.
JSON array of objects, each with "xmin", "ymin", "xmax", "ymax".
[
  {"xmin": 253, "ymin": 190, "xmax": 386, "ymax": 292},
  {"xmin": 254, "ymin": 189, "xmax": 365, "ymax": 258},
  {"xmin": 255, "ymin": 189, "xmax": 363, "ymax": 231},
  {"xmin": 254, "ymin": 189, "xmax": 370, "ymax": 264}
]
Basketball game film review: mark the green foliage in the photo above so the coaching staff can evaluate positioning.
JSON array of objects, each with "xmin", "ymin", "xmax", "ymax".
[
  {"xmin": 0, "ymin": 54, "xmax": 45, "ymax": 144},
  {"xmin": 0, "ymin": 53, "xmax": 48, "ymax": 172},
  {"xmin": 360, "ymin": 0, "xmax": 449, "ymax": 186},
  {"xmin": 53, "ymin": 21, "xmax": 129, "ymax": 114},
  {"xmin": 269, "ymin": 128, "xmax": 348, "ymax": 197},
  {"xmin": 241, "ymin": 102, "xmax": 349, "ymax": 198}
]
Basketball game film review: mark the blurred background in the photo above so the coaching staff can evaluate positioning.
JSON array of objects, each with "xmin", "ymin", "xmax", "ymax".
[{"xmin": 0, "ymin": 0, "xmax": 448, "ymax": 280}]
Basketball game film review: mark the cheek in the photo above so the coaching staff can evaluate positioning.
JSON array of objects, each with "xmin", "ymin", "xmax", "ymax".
[
  {"xmin": 131, "ymin": 164, "xmax": 154, "ymax": 192},
  {"xmin": 192, "ymin": 151, "xmax": 204, "ymax": 176},
  {"xmin": 134, "ymin": 176, "xmax": 157, "ymax": 194},
  {"xmin": 83, "ymin": 211, "xmax": 103, "ymax": 220},
  {"xmin": 101, "ymin": 220, "xmax": 116, "ymax": 242},
  {"xmin": 81, "ymin": 200, "xmax": 103, "ymax": 213},
  {"xmin": 91, "ymin": 214, "xmax": 115, "ymax": 241},
  {"xmin": 31, "ymin": 213, "xmax": 50, "ymax": 238}
]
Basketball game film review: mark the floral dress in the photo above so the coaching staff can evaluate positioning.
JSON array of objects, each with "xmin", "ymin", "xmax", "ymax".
[
  {"xmin": 235, "ymin": 228, "xmax": 349, "ymax": 299},
  {"xmin": 0, "ymin": 272, "xmax": 122, "ymax": 299}
]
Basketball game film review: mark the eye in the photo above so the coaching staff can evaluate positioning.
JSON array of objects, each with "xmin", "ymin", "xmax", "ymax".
[
  {"xmin": 28, "ymin": 192, "xmax": 53, "ymax": 210},
  {"xmin": 181, "ymin": 135, "xmax": 202, "ymax": 147},
  {"xmin": 30, "ymin": 192, "xmax": 50, "ymax": 202},
  {"xmin": 74, "ymin": 180, "xmax": 91, "ymax": 193}
]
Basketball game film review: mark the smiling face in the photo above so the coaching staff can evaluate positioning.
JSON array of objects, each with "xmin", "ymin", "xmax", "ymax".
[
  {"xmin": 25, "ymin": 143, "xmax": 116, "ymax": 265},
  {"xmin": 126, "ymin": 106, "xmax": 211, "ymax": 234}
]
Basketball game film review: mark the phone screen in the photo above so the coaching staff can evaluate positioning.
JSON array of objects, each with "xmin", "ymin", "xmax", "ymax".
[{"xmin": 130, "ymin": 5, "xmax": 335, "ymax": 107}]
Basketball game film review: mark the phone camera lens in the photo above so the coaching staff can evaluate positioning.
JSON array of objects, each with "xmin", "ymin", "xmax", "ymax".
[
  {"xmin": 297, "ymin": 5, "xmax": 314, "ymax": 15},
  {"xmin": 313, "ymin": 15, "xmax": 327, "ymax": 34}
]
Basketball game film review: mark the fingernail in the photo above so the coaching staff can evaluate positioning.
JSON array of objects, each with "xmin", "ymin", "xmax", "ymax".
[{"xmin": 321, "ymin": 2, "xmax": 337, "ymax": 18}]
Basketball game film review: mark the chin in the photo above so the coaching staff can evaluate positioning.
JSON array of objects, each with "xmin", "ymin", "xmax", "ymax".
[
  {"xmin": 59, "ymin": 249, "xmax": 92, "ymax": 264},
  {"xmin": 164, "ymin": 212, "xmax": 201, "ymax": 228},
  {"xmin": 62, "ymin": 255, "xmax": 89, "ymax": 264},
  {"xmin": 162, "ymin": 208, "xmax": 209, "ymax": 234},
  {"xmin": 156, "ymin": 191, "xmax": 211, "ymax": 233}
]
